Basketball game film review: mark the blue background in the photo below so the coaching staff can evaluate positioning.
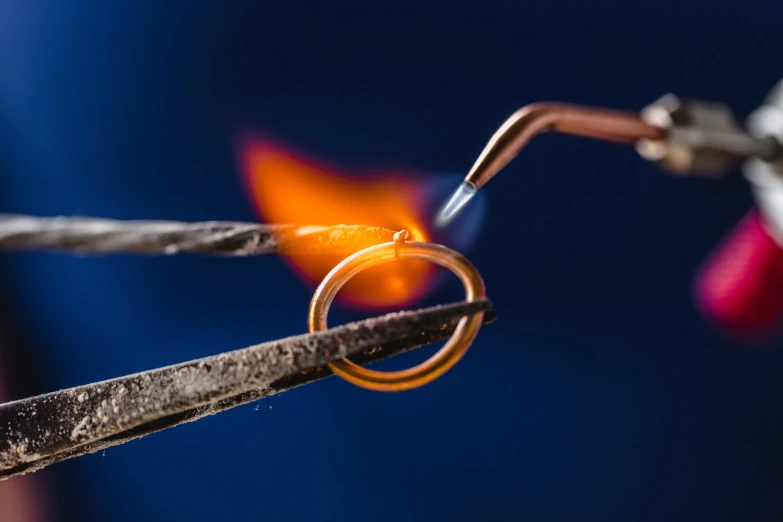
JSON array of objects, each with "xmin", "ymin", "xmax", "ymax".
[{"xmin": 2, "ymin": 2, "xmax": 783, "ymax": 521}]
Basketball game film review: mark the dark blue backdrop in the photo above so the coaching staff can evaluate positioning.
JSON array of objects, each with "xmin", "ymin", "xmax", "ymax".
[{"xmin": 2, "ymin": 2, "xmax": 783, "ymax": 521}]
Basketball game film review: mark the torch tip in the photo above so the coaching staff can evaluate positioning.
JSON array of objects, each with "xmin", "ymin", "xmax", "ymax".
[{"xmin": 435, "ymin": 182, "xmax": 477, "ymax": 228}]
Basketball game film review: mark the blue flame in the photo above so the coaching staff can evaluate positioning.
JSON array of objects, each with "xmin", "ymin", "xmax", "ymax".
[
  {"xmin": 419, "ymin": 175, "xmax": 486, "ymax": 255},
  {"xmin": 435, "ymin": 182, "xmax": 477, "ymax": 228}
]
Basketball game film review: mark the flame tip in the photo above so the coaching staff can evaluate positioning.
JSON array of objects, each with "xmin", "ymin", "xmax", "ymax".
[{"xmin": 241, "ymin": 136, "xmax": 433, "ymax": 307}]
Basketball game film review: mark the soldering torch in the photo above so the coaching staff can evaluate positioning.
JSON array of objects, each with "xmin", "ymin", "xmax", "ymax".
[{"xmin": 439, "ymin": 80, "xmax": 783, "ymax": 338}]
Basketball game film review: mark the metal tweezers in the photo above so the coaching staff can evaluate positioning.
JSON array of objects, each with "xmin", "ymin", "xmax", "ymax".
[{"xmin": 0, "ymin": 215, "xmax": 496, "ymax": 480}]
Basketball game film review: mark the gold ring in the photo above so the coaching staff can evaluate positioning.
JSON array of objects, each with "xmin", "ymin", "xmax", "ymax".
[{"xmin": 308, "ymin": 238, "xmax": 486, "ymax": 392}]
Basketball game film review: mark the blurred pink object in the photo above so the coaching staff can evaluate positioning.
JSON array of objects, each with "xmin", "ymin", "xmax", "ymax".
[{"xmin": 694, "ymin": 209, "xmax": 783, "ymax": 339}]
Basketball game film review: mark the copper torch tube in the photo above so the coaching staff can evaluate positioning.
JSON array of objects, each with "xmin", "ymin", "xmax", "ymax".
[{"xmin": 465, "ymin": 102, "xmax": 665, "ymax": 189}]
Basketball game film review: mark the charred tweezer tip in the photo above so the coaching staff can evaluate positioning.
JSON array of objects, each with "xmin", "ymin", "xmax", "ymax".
[{"xmin": 0, "ymin": 299, "xmax": 496, "ymax": 479}]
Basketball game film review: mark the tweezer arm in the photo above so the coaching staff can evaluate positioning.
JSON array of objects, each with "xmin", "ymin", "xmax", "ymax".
[{"xmin": 0, "ymin": 300, "xmax": 494, "ymax": 480}]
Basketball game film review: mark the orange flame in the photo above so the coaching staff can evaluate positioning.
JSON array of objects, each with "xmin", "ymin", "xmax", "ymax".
[{"xmin": 242, "ymin": 138, "xmax": 433, "ymax": 308}]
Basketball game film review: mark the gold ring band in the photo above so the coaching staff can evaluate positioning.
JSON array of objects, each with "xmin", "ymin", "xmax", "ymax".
[{"xmin": 308, "ymin": 240, "xmax": 486, "ymax": 391}]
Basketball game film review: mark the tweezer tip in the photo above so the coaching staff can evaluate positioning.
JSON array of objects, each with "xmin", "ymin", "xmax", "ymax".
[{"xmin": 435, "ymin": 182, "xmax": 477, "ymax": 228}]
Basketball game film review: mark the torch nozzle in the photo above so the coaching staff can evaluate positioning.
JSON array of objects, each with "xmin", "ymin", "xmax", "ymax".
[
  {"xmin": 438, "ymin": 102, "xmax": 663, "ymax": 224},
  {"xmin": 440, "ymin": 96, "xmax": 783, "ymax": 225}
]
